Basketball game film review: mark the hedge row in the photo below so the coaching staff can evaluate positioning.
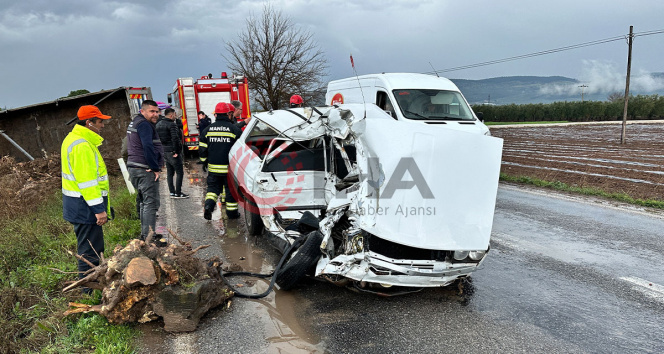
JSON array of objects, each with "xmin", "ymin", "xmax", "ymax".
[{"xmin": 472, "ymin": 94, "xmax": 664, "ymax": 122}]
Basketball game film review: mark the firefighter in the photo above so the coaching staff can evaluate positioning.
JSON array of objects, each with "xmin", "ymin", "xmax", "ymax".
[
  {"xmin": 290, "ymin": 94, "xmax": 303, "ymax": 108},
  {"xmin": 199, "ymin": 102, "xmax": 242, "ymax": 220},
  {"xmin": 61, "ymin": 105, "xmax": 112, "ymax": 292}
]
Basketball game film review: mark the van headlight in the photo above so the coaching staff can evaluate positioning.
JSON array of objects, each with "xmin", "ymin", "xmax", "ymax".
[
  {"xmin": 469, "ymin": 250, "xmax": 486, "ymax": 261},
  {"xmin": 453, "ymin": 251, "xmax": 469, "ymax": 260}
]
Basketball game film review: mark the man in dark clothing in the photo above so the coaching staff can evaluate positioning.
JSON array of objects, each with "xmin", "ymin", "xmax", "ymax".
[
  {"xmin": 228, "ymin": 100, "xmax": 251, "ymax": 130},
  {"xmin": 156, "ymin": 108, "xmax": 188, "ymax": 199},
  {"xmin": 199, "ymin": 102, "xmax": 242, "ymax": 220},
  {"xmin": 196, "ymin": 111, "xmax": 211, "ymax": 133},
  {"xmin": 195, "ymin": 111, "xmax": 211, "ymax": 164},
  {"xmin": 126, "ymin": 100, "xmax": 164, "ymax": 239}
]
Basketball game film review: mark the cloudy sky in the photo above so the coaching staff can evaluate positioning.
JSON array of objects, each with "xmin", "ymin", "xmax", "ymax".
[{"xmin": 1, "ymin": 0, "xmax": 663, "ymax": 108}]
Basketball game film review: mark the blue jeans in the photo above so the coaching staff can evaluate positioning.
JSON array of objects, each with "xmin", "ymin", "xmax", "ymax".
[{"xmin": 129, "ymin": 167, "xmax": 160, "ymax": 239}]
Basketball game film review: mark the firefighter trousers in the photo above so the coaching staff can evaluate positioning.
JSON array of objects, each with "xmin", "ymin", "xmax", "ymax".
[{"xmin": 205, "ymin": 173, "xmax": 239, "ymax": 219}]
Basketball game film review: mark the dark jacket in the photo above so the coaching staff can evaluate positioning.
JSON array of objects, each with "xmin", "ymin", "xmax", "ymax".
[
  {"xmin": 126, "ymin": 114, "xmax": 164, "ymax": 171},
  {"xmin": 155, "ymin": 116, "xmax": 182, "ymax": 154},
  {"xmin": 198, "ymin": 115, "xmax": 211, "ymax": 133},
  {"xmin": 198, "ymin": 115, "xmax": 242, "ymax": 175}
]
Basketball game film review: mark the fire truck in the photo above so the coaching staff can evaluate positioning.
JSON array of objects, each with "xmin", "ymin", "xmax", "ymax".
[{"xmin": 168, "ymin": 72, "xmax": 251, "ymax": 154}]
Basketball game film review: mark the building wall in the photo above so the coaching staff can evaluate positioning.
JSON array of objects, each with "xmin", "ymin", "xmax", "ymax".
[{"xmin": 0, "ymin": 90, "xmax": 135, "ymax": 162}]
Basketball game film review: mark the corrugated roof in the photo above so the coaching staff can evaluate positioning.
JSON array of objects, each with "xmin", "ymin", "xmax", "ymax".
[{"xmin": 0, "ymin": 87, "xmax": 130, "ymax": 114}]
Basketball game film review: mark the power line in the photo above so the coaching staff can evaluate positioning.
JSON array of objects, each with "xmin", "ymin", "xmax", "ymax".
[{"xmin": 425, "ymin": 29, "xmax": 664, "ymax": 75}]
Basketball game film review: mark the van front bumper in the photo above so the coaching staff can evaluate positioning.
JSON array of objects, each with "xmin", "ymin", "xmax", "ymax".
[{"xmin": 316, "ymin": 251, "xmax": 482, "ymax": 288}]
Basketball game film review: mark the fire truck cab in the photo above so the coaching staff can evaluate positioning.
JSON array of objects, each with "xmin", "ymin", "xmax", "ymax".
[{"xmin": 168, "ymin": 72, "xmax": 251, "ymax": 154}]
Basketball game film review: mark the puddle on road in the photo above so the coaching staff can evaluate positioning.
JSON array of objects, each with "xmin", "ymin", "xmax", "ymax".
[{"xmin": 211, "ymin": 206, "xmax": 325, "ymax": 353}]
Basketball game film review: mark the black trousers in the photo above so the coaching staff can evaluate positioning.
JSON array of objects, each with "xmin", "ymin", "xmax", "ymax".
[
  {"xmin": 205, "ymin": 173, "xmax": 239, "ymax": 218},
  {"xmin": 165, "ymin": 153, "xmax": 184, "ymax": 194},
  {"xmin": 72, "ymin": 223, "xmax": 105, "ymax": 279}
]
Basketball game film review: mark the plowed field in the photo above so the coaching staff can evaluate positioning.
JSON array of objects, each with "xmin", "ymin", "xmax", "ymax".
[{"xmin": 490, "ymin": 122, "xmax": 664, "ymax": 201}]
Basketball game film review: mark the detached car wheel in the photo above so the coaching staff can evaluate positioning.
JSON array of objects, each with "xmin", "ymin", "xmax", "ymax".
[
  {"xmin": 243, "ymin": 196, "xmax": 264, "ymax": 236},
  {"xmin": 276, "ymin": 230, "xmax": 324, "ymax": 290}
]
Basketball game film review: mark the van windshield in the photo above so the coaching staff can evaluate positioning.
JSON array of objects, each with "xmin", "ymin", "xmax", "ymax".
[{"xmin": 392, "ymin": 89, "xmax": 475, "ymax": 121}]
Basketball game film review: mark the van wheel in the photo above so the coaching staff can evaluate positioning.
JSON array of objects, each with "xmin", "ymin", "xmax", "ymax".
[
  {"xmin": 276, "ymin": 230, "xmax": 324, "ymax": 290},
  {"xmin": 243, "ymin": 196, "xmax": 264, "ymax": 236}
]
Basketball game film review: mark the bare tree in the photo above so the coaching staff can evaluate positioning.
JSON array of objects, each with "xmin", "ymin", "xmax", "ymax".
[
  {"xmin": 607, "ymin": 91, "xmax": 624, "ymax": 102},
  {"xmin": 224, "ymin": 4, "xmax": 327, "ymax": 110}
]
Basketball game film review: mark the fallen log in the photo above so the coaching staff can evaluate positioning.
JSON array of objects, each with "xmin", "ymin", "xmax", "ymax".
[{"xmin": 63, "ymin": 235, "xmax": 233, "ymax": 332}]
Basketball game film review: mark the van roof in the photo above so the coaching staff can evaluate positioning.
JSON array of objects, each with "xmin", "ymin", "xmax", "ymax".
[{"xmin": 329, "ymin": 73, "xmax": 460, "ymax": 91}]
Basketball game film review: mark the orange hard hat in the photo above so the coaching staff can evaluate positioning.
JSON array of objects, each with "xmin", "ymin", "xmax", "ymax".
[
  {"xmin": 214, "ymin": 102, "xmax": 230, "ymax": 114},
  {"xmin": 290, "ymin": 95, "xmax": 303, "ymax": 105}
]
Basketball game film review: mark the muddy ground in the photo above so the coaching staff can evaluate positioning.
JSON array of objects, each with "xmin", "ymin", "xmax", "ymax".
[{"xmin": 490, "ymin": 122, "xmax": 664, "ymax": 201}]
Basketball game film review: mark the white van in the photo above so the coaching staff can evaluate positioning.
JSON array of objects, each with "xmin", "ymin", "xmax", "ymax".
[{"xmin": 326, "ymin": 73, "xmax": 490, "ymax": 135}]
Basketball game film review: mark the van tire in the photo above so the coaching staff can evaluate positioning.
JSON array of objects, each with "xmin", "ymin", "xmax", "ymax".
[
  {"xmin": 276, "ymin": 230, "xmax": 324, "ymax": 290},
  {"xmin": 243, "ymin": 196, "xmax": 264, "ymax": 236}
]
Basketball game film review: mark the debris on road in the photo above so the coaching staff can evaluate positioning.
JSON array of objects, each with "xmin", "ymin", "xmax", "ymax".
[{"xmin": 63, "ymin": 230, "xmax": 233, "ymax": 332}]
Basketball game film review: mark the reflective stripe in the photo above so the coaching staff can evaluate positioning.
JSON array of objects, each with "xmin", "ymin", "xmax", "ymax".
[
  {"xmin": 208, "ymin": 168, "xmax": 228, "ymax": 174},
  {"xmin": 62, "ymin": 172, "xmax": 76, "ymax": 181},
  {"xmin": 63, "ymin": 189, "xmax": 107, "ymax": 197},
  {"xmin": 199, "ymin": 142, "xmax": 208, "ymax": 148},
  {"xmin": 66, "ymin": 139, "xmax": 88, "ymax": 174},
  {"xmin": 63, "ymin": 189, "xmax": 81, "ymax": 197},
  {"xmin": 208, "ymin": 164, "xmax": 228, "ymax": 173},
  {"xmin": 98, "ymin": 174, "xmax": 108, "ymax": 182},
  {"xmin": 127, "ymin": 127, "xmax": 138, "ymax": 133},
  {"xmin": 205, "ymin": 192, "xmax": 218, "ymax": 201},
  {"xmin": 78, "ymin": 180, "xmax": 99, "ymax": 189},
  {"xmin": 86, "ymin": 197, "xmax": 104, "ymax": 207},
  {"xmin": 199, "ymin": 157, "xmax": 207, "ymax": 162},
  {"xmin": 206, "ymin": 132, "xmax": 236, "ymax": 138},
  {"xmin": 226, "ymin": 202, "xmax": 238, "ymax": 211},
  {"xmin": 152, "ymin": 139, "xmax": 161, "ymax": 144}
]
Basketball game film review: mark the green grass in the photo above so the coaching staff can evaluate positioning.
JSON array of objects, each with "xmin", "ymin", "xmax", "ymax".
[
  {"xmin": 485, "ymin": 121, "xmax": 569, "ymax": 125},
  {"xmin": 500, "ymin": 172, "xmax": 664, "ymax": 209},
  {"xmin": 0, "ymin": 178, "xmax": 141, "ymax": 353}
]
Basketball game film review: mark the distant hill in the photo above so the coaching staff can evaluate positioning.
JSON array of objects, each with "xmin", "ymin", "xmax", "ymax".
[{"xmin": 450, "ymin": 74, "xmax": 664, "ymax": 105}]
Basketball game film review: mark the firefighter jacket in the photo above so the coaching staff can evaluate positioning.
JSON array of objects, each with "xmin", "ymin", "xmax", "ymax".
[
  {"xmin": 198, "ymin": 115, "xmax": 242, "ymax": 175},
  {"xmin": 61, "ymin": 124, "xmax": 110, "ymax": 224},
  {"xmin": 126, "ymin": 114, "xmax": 164, "ymax": 171}
]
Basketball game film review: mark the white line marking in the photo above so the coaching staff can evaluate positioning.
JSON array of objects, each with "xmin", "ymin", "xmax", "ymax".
[{"xmin": 619, "ymin": 276, "xmax": 664, "ymax": 304}]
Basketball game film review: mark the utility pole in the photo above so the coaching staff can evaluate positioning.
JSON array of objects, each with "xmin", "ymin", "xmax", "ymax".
[
  {"xmin": 579, "ymin": 84, "xmax": 588, "ymax": 102},
  {"xmin": 621, "ymin": 25, "xmax": 633, "ymax": 144}
]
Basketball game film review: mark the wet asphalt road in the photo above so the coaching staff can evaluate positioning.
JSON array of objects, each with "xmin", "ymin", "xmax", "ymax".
[{"xmin": 139, "ymin": 164, "xmax": 664, "ymax": 353}]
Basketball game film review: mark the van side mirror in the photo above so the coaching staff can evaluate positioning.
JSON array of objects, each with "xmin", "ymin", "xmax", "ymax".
[
  {"xmin": 167, "ymin": 94, "xmax": 172, "ymax": 104},
  {"xmin": 476, "ymin": 112, "xmax": 483, "ymax": 120}
]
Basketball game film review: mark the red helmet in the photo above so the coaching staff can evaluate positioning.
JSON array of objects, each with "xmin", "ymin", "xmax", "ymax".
[
  {"xmin": 227, "ymin": 104, "xmax": 235, "ymax": 112},
  {"xmin": 290, "ymin": 94, "xmax": 303, "ymax": 105},
  {"xmin": 214, "ymin": 102, "xmax": 230, "ymax": 114}
]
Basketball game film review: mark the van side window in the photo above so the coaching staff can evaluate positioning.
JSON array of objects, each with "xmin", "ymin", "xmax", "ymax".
[
  {"xmin": 246, "ymin": 120, "xmax": 277, "ymax": 159},
  {"xmin": 376, "ymin": 91, "xmax": 397, "ymax": 120}
]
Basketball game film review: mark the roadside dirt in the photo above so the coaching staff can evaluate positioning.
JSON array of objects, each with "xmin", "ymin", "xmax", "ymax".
[{"xmin": 490, "ymin": 122, "xmax": 664, "ymax": 201}]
